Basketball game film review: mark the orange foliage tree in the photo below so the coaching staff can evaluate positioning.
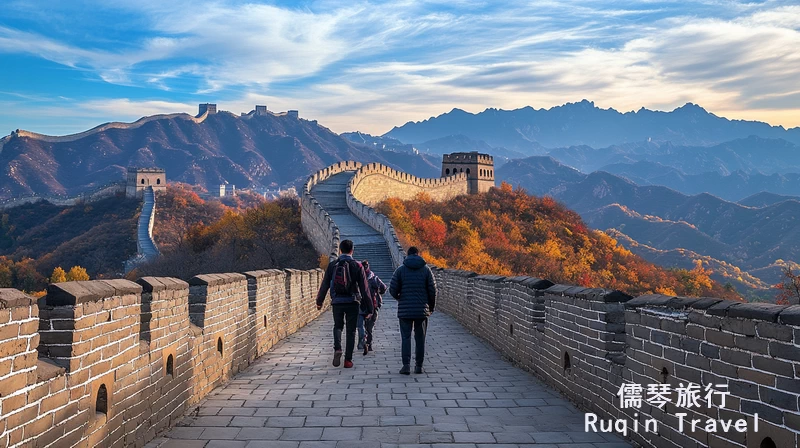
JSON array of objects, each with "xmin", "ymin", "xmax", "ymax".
[{"xmin": 377, "ymin": 183, "xmax": 742, "ymax": 300}]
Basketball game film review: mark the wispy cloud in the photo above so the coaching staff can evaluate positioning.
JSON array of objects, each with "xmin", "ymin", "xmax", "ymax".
[{"xmin": 0, "ymin": 0, "xmax": 798, "ymax": 135}]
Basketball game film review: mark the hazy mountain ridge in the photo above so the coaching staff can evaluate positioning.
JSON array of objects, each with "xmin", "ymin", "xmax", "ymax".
[
  {"xmin": 0, "ymin": 112, "xmax": 441, "ymax": 200},
  {"xmin": 605, "ymin": 229, "xmax": 769, "ymax": 291},
  {"xmin": 385, "ymin": 101, "xmax": 800, "ymax": 151},
  {"xmin": 600, "ymin": 161, "xmax": 800, "ymax": 201},
  {"xmin": 738, "ymin": 192, "xmax": 800, "ymax": 208},
  {"xmin": 497, "ymin": 158, "xmax": 800, "ymax": 292},
  {"xmin": 550, "ymin": 136, "xmax": 800, "ymax": 177}
]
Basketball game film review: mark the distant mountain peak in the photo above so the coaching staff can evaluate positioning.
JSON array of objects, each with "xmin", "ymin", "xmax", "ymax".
[
  {"xmin": 673, "ymin": 102, "xmax": 708, "ymax": 113},
  {"xmin": 383, "ymin": 99, "xmax": 800, "ymax": 149}
]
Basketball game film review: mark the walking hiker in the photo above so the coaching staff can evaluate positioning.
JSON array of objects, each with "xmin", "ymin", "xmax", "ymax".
[
  {"xmin": 358, "ymin": 260, "xmax": 386, "ymax": 356},
  {"xmin": 389, "ymin": 246, "xmax": 437, "ymax": 374},
  {"xmin": 316, "ymin": 239, "xmax": 374, "ymax": 368}
]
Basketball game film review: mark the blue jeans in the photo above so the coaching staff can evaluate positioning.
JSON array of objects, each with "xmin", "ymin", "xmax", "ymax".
[{"xmin": 358, "ymin": 310, "xmax": 379, "ymax": 346}]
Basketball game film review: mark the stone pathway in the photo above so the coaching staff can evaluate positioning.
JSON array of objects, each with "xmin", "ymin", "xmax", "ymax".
[{"xmin": 147, "ymin": 300, "xmax": 630, "ymax": 448}]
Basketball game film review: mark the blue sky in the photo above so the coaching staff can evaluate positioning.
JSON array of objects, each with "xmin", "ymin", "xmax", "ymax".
[{"xmin": 1, "ymin": 0, "xmax": 799, "ymax": 135}]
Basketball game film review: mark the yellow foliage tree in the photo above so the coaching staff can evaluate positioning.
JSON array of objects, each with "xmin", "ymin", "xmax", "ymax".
[
  {"xmin": 50, "ymin": 266, "xmax": 67, "ymax": 283},
  {"xmin": 65, "ymin": 266, "xmax": 90, "ymax": 282}
]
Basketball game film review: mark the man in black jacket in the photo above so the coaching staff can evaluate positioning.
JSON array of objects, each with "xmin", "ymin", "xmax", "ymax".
[
  {"xmin": 316, "ymin": 239, "xmax": 374, "ymax": 368},
  {"xmin": 389, "ymin": 246, "xmax": 437, "ymax": 374}
]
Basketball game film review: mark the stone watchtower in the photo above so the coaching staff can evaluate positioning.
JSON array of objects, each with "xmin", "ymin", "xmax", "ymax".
[
  {"xmin": 198, "ymin": 103, "xmax": 217, "ymax": 116},
  {"xmin": 126, "ymin": 167, "xmax": 166, "ymax": 198},
  {"xmin": 441, "ymin": 152, "xmax": 495, "ymax": 194}
]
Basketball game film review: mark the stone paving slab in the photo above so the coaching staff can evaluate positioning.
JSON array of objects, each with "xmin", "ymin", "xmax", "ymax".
[{"xmin": 147, "ymin": 299, "xmax": 630, "ymax": 448}]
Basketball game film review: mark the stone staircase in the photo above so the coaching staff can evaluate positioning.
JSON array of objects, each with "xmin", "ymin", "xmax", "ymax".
[{"xmin": 310, "ymin": 171, "xmax": 396, "ymax": 282}]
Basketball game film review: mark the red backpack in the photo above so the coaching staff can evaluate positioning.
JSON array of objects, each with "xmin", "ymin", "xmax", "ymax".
[{"xmin": 331, "ymin": 259, "xmax": 355, "ymax": 297}]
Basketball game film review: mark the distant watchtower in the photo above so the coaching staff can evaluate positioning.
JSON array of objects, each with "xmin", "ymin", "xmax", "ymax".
[
  {"xmin": 442, "ymin": 152, "xmax": 494, "ymax": 194},
  {"xmin": 198, "ymin": 103, "xmax": 217, "ymax": 116},
  {"xmin": 126, "ymin": 167, "xmax": 166, "ymax": 198}
]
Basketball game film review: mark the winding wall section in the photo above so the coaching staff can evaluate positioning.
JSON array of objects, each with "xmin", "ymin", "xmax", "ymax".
[
  {"xmin": 138, "ymin": 186, "xmax": 159, "ymax": 259},
  {"xmin": 0, "ymin": 111, "xmax": 210, "ymax": 153},
  {"xmin": 301, "ymin": 160, "xmax": 800, "ymax": 448},
  {"xmin": 301, "ymin": 161, "xmax": 467, "ymax": 270}
]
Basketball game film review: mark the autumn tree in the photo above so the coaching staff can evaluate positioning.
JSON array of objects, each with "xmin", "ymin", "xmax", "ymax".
[
  {"xmin": 378, "ymin": 185, "xmax": 742, "ymax": 300},
  {"xmin": 775, "ymin": 267, "xmax": 800, "ymax": 305},
  {"xmin": 66, "ymin": 266, "xmax": 90, "ymax": 281},
  {"xmin": 50, "ymin": 267, "xmax": 67, "ymax": 283}
]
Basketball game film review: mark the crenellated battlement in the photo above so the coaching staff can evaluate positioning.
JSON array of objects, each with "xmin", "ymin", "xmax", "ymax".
[
  {"xmin": 0, "ymin": 268, "xmax": 325, "ymax": 448},
  {"xmin": 433, "ymin": 270, "xmax": 800, "ymax": 448},
  {"xmin": 300, "ymin": 161, "xmax": 364, "ymax": 259},
  {"xmin": 442, "ymin": 152, "xmax": 494, "ymax": 164}
]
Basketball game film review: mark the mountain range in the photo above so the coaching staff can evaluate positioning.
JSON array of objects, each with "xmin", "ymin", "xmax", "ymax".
[
  {"xmin": 0, "ymin": 111, "xmax": 440, "ymax": 200},
  {"xmin": 498, "ymin": 157, "xmax": 800, "ymax": 294},
  {"xmin": 2, "ymin": 100, "xmax": 797, "ymax": 299},
  {"xmin": 385, "ymin": 100, "xmax": 800, "ymax": 151}
]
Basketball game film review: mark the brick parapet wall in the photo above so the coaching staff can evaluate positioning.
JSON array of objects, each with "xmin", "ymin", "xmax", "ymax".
[
  {"xmin": 432, "ymin": 269, "xmax": 800, "ymax": 448},
  {"xmin": 0, "ymin": 268, "xmax": 325, "ymax": 448},
  {"xmin": 349, "ymin": 162, "xmax": 467, "ymax": 206},
  {"xmin": 300, "ymin": 161, "xmax": 363, "ymax": 259}
]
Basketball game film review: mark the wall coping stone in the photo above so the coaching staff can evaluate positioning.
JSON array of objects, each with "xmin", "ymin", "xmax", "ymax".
[
  {"xmin": 685, "ymin": 297, "xmax": 723, "ymax": 309},
  {"xmin": 474, "ymin": 274, "xmax": 507, "ymax": 282},
  {"xmin": 727, "ymin": 302, "xmax": 787, "ymax": 322},
  {"xmin": 626, "ymin": 294, "xmax": 700, "ymax": 309},
  {"xmin": 137, "ymin": 277, "xmax": 188, "ymax": 292},
  {"xmin": 544, "ymin": 284, "xmax": 575, "ymax": 295},
  {"xmin": 243, "ymin": 269, "xmax": 284, "ymax": 280},
  {"xmin": 706, "ymin": 300, "xmax": 741, "ymax": 316},
  {"xmin": 778, "ymin": 305, "xmax": 800, "ymax": 325},
  {"xmin": 45, "ymin": 280, "xmax": 125, "ymax": 306},
  {"xmin": 504, "ymin": 276, "xmax": 554, "ymax": 289},
  {"xmin": 443, "ymin": 269, "xmax": 478, "ymax": 278},
  {"xmin": 0, "ymin": 288, "xmax": 36, "ymax": 308},
  {"xmin": 189, "ymin": 273, "xmax": 247, "ymax": 286},
  {"xmin": 101, "ymin": 279, "xmax": 144, "ymax": 295}
]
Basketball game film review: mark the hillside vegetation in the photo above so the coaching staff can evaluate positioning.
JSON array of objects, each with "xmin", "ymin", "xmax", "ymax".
[
  {"xmin": 133, "ymin": 185, "xmax": 319, "ymax": 280},
  {"xmin": 378, "ymin": 184, "xmax": 742, "ymax": 300},
  {"xmin": 0, "ymin": 195, "xmax": 139, "ymax": 291}
]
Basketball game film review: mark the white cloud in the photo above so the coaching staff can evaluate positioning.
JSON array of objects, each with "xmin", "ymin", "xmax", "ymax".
[{"xmin": 1, "ymin": 0, "xmax": 800, "ymax": 135}]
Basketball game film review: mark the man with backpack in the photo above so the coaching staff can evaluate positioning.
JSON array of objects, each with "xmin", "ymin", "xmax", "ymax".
[
  {"xmin": 358, "ymin": 260, "xmax": 386, "ymax": 356},
  {"xmin": 316, "ymin": 239, "xmax": 374, "ymax": 368},
  {"xmin": 389, "ymin": 246, "xmax": 437, "ymax": 375}
]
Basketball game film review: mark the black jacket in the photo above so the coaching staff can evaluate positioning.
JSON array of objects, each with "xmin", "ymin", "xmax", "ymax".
[
  {"xmin": 389, "ymin": 254, "xmax": 437, "ymax": 319},
  {"xmin": 316, "ymin": 254, "xmax": 374, "ymax": 314}
]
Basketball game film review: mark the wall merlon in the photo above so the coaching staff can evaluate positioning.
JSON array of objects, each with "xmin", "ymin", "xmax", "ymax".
[
  {"xmin": 137, "ymin": 276, "xmax": 189, "ymax": 293},
  {"xmin": 0, "ymin": 289, "xmax": 36, "ymax": 309},
  {"xmin": 188, "ymin": 272, "xmax": 247, "ymax": 287}
]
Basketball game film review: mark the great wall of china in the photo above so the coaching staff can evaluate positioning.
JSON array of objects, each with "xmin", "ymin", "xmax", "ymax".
[
  {"xmin": 0, "ymin": 157, "xmax": 796, "ymax": 447},
  {"xmin": 0, "ymin": 111, "xmax": 211, "ymax": 155}
]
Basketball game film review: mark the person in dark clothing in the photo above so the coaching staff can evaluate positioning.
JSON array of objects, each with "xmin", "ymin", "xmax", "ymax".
[
  {"xmin": 358, "ymin": 260, "xmax": 386, "ymax": 355},
  {"xmin": 389, "ymin": 246, "xmax": 437, "ymax": 374},
  {"xmin": 316, "ymin": 239, "xmax": 374, "ymax": 368}
]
